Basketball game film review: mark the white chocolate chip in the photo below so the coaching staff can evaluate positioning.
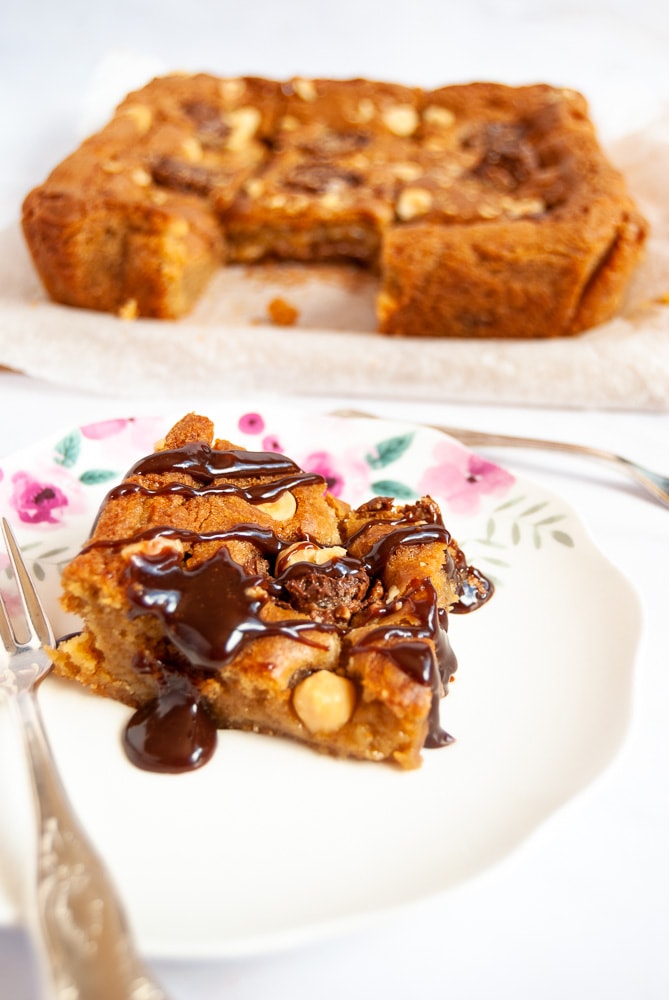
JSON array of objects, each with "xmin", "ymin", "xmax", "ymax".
[
  {"xmin": 120, "ymin": 104, "xmax": 153, "ymax": 135},
  {"xmin": 423, "ymin": 104, "xmax": 455, "ymax": 128},
  {"xmin": 245, "ymin": 177, "xmax": 266, "ymax": 198},
  {"xmin": 320, "ymin": 190, "xmax": 344, "ymax": 211},
  {"xmin": 101, "ymin": 159, "xmax": 124, "ymax": 174},
  {"xmin": 500, "ymin": 196, "xmax": 545, "ymax": 219},
  {"xmin": 279, "ymin": 114, "xmax": 300, "ymax": 132},
  {"xmin": 396, "ymin": 187, "xmax": 433, "ymax": 221},
  {"xmin": 219, "ymin": 78, "xmax": 246, "ymax": 105},
  {"xmin": 268, "ymin": 193, "xmax": 288, "ymax": 209},
  {"xmin": 166, "ymin": 218, "xmax": 190, "ymax": 237},
  {"xmin": 226, "ymin": 106, "xmax": 261, "ymax": 150},
  {"xmin": 293, "ymin": 671, "xmax": 356, "ymax": 733},
  {"xmin": 392, "ymin": 162, "xmax": 423, "ymax": 183},
  {"xmin": 181, "ymin": 136, "xmax": 204, "ymax": 163},
  {"xmin": 293, "ymin": 77, "xmax": 317, "ymax": 102},
  {"xmin": 382, "ymin": 104, "xmax": 419, "ymax": 137},
  {"xmin": 354, "ymin": 98, "xmax": 375, "ymax": 123},
  {"xmin": 130, "ymin": 167, "xmax": 152, "ymax": 188},
  {"xmin": 256, "ymin": 491, "xmax": 297, "ymax": 521}
]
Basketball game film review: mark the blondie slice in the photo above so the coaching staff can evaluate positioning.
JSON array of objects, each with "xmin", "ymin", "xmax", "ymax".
[{"xmin": 52, "ymin": 413, "xmax": 492, "ymax": 772}]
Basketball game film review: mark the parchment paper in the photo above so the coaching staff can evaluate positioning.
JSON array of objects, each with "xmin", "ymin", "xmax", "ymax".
[{"xmin": 1, "ymin": 106, "xmax": 668, "ymax": 409}]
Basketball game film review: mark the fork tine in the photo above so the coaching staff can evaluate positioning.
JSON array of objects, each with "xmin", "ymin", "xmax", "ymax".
[
  {"xmin": 0, "ymin": 576, "xmax": 15, "ymax": 652},
  {"xmin": 1, "ymin": 518, "xmax": 55, "ymax": 648}
]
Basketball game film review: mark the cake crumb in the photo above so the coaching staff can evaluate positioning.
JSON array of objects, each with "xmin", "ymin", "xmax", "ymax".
[
  {"xmin": 267, "ymin": 297, "xmax": 299, "ymax": 326},
  {"xmin": 118, "ymin": 297, "xmax": 138, "ymax": 320}
]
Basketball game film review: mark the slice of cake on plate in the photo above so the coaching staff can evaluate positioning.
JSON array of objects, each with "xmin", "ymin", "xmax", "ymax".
[{"xmin": 52, "ymin": 412, "xmax": 492, "ymax": 771}]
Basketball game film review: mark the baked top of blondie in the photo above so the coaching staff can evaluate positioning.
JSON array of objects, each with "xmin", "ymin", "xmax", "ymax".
[
  {"xmin": 52, "ymin": 413, "xmax": 493, "ymax": 772},
  {"xmin": 21, "ymin": 74, "xmax": 647, "ymax": 337}
]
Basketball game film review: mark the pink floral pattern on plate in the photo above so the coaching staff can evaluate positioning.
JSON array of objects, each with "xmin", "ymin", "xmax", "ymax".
[
  {"xmin": 418, "ymin": 438, "xmax": 516, "ymax": 516},
  {"xmin": 0, "ymin": 410, "xmax": 574, "ymax": 601},
  {"xmin": 10, "ymin": 471, "xmax": 70, "ymax": 524},
  {"xmin": 0, "ymin": 420, "xmax": 164, "ymax": 532}
]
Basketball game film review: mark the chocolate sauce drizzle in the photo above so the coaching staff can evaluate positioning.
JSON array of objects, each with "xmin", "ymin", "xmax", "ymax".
[
  {"xmin": 124, "ymin": 674, "xmax": 218, "ymax": 773},
  {"xmin": 125, "ymin": 544, "xmax": 337, "ymax": 668},
  {"xmin": 349, "ymin": 581, "xmax": 458, "ymax": 748},
  {"xmin": 81, "ymin": 440, "xmax": 492, "ymax": 772},
  {"xmin": 106, "ymin": 442, "xmax": 325, "ymax": 508}
]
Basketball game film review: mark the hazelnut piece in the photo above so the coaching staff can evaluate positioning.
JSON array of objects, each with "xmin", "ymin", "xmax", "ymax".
[
  {"xmin": 293, "ymin": 671, "xmax": 356, "ymax": 733},
  {"xmin": 256, "ymin": 491, "xmax": 297, "ymax": 521}
]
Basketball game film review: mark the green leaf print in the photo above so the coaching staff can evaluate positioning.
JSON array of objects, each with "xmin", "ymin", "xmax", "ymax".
[
  {"xmin": 37, "ymin": 546, "xmax": 69, "ymax": 559},
  {"xmin": 463, "ymin": 489, "xmax": 577, "ymax": 587},
  {"xmin": 79, "ymin": 469, "xmax": 119, "ymax": 485},
  {"xmin": 370, "ymin": 479, "xmax": 416, "ymax": 500},
  {"xmin": 54, "ymin": 430, "xmax": 81, "ymax": 468},
  {"xmin": 552, "ymin": 530, "xmax": 575, "ymax": 547},
  {"xmin": 366, "ymin": 433, "xmax": 415, "ymax": 470}
]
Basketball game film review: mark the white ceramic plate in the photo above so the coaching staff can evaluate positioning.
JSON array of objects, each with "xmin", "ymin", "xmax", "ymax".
[{"xmin": 0, "ymin": 406, "xmax": 641, "ymax": 957}]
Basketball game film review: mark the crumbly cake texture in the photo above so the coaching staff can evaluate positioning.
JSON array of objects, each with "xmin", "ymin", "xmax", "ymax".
[
  {"xmin": 22, "ymin": 74, "xmax": 647, "ymax": 338},
  {"xmin": 52, "ymin": 413, "xmax": 492, "ymax": 770}
]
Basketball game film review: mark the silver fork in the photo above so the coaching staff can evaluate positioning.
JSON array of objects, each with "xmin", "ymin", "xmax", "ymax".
[
  {"xmin": 332, "ymin": 409, "xmax": 669, "ymax": 509},
  {"xmin": 0, "ymin": 518, "xmax": 170, "ymax": 1000}
]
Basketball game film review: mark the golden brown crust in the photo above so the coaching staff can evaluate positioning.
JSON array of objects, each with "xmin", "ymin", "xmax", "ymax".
[{"xmin": 22, "ymin": 74, "xmax": 647, "ymax": 336}]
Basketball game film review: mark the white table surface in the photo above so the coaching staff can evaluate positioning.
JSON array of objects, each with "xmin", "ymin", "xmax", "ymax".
[{"xmin": 2, "ymin": 2, "xmax": 669, "ymax": 998}]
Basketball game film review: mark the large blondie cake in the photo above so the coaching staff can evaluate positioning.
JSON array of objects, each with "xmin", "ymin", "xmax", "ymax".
[
  {"xmin": 52, "ymin": 413, "xmax": 492, "ymax": 771},
  {"xmin": 22, "ymin": 74, "xmax": 647, "ymax": 338}
]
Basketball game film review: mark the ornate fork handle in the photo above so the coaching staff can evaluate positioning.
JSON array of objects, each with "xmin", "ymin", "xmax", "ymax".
[{"xmin": 13, "ymin": 685, "xmax": 167, "ymax": 1000}]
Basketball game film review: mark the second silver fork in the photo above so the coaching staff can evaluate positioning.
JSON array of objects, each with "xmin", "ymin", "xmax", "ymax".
[{"xmin": 0, "ymin": 517, "xmax": 169, "ymax": 1000}]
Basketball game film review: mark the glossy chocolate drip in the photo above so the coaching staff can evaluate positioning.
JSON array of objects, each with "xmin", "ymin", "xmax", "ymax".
[
  {"xmin": 349, "ymin": 515, "xmax": 492, "ymax": 611},
  {"xmin": 99, "ymin": 441, "xmax": 326, "ymax": 514},
  {"xmin": 126, "ymin": 441, "xmax": 302, "ymax": 482},
  {"xmin": 84, "ymin": 523, "xmax": 287, "ymax": 558},
  {"xmin": 274, "ymin": 554, "xmax": 368, "ymax": 589},
  {"xmin": 359, "ymin": 524, "xmax": 452, "ymax": 577},
  {"xmin": 350, "ymin": 581, "xmax": 456, "ymax": 747},
  {"xmin": 123, "ymin": 675, "xmax": 217, "ymax": 773},
  {"xmin": 449, "ymin": 566, "xmax": 495, "ymax": 613},
  {"xmin": 124, "ymin": 544, "xmax": 337, "ymax": 669},
  {"xmin": 107, "ymin": 470, "xmax": 324, "ymax": 506}
]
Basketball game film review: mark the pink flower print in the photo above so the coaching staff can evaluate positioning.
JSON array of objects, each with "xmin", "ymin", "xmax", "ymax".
[
  {"xmin": 301, "ymin": 450, "xmax": 345, "ymax": 496},
  {"xmin": 418, "ymin": 441, "xmax": 515, "ymax": 515},
  {"xmin": 128, "ymin": 417, "xmax": 167, "ymax": 454},
  {"xmin": 238, "ymin": 412, "xmax": 265, "ymax": 435},
  {"xmin": 81, "ymin": 416, "xmax": 164, "ymax": 456},
  {"xmin": 10, "ymin": 471, "xmax": 69, "ymax": 525},
  {"xmin": 80, "ymin": 418, "xmax": 129, "ymax": 440},
  {"xmin": 301, "ymin": 449, "xmax": 371, "ymax": 501},
  {"xmin": 261, "ymin": 433, "xmax": 283, "ymax": 452}
]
